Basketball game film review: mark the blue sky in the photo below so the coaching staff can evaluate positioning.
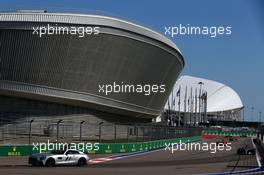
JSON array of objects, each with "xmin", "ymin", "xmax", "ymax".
[{"xmin": 1, "ymin": 0, "xmax": 263, "ymax": 121}]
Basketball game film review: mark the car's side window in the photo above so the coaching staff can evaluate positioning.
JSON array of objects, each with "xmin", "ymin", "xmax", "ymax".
[
  {"xmin": 65, "ymin": 151, "xmax": 72, "ymax": 155},
  {"xmin": 65, "ymin": 150, "xmax": 79, "ymax": 155},
  {"xmin": 71, "ymin": 151, "xmax": 79, "ymax": 154}
]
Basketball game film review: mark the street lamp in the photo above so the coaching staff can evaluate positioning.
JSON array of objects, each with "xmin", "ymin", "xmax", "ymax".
[
  {"xmin": 114, "ymin": 123, "xmax": 117, "ymax": 142},
  {"xmin": 251, "ymin": 107, "xmax": 254, "ymax": 122},
  {"xmin": 80, "ymin": 121, "xmax": 85, "ymax": 142},
  {"xmin": 98, "ymin": 122, "xmax": 104, "ymax": 142},
  {"xmin": 259, "ymin": 111, "xmax": 262, "ymax": 128},
  {"xmin": 198, "ymin": 82, "xmax": 204, "ymax": 123},
  {"xmin": 28, "ymin": 119, "xmax": 34, "ymax": 145},
  {"xmin": 56, "ymin": 120, "xmax": 63, "ymax": 142},
  {"xmin": 28, "ymin": 119, "xmax": 34, "ymax": 155},
  {"xmin": 242, "ymin": 106, "xmax": 245, "ymax": 122}
]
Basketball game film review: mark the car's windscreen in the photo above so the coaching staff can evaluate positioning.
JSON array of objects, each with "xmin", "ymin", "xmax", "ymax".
[{"xmin": 50, "ymin": 150, "xmax": 65, "ymax": 154}]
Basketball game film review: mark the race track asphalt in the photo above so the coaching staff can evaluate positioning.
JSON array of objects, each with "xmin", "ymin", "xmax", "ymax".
[{"xmin": 0, "ymin": 138, "xmax": 258, "ymax": 175}]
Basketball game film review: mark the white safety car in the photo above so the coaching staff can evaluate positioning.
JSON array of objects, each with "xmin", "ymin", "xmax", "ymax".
[{"xmin": 28, "ymin": 149, "xmax": 89, "ymax": 166}]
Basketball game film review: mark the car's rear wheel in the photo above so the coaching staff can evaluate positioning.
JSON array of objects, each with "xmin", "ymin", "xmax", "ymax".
[
  {"xmin": 77, "ymin": 158, "xmax": 87, "ymax": 166},
  {"xmin": 45, "ymin": 158, "xmax": 55, "ymax": 167},
  {"xmin": 32, "ymin": 162, "xmax": 38, "ymax": 166}
]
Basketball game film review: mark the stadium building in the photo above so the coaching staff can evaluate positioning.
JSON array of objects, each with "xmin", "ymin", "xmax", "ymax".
[{"xmin": 0, "ymin": 12, "xmax": 184, "ymax": 124}]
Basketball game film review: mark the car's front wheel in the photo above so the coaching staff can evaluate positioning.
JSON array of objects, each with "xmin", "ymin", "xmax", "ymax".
[
  {"xmin": 45, "ymin": 158, "xmax": 55, "ymax": 167},
  {"xmin": 77, "ymin": 158, "xmax": 87, "ymax": 166}
]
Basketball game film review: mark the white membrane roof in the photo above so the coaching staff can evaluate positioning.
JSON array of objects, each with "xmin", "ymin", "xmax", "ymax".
[{"xmin": 165, "ymin": 75, "xmax": 243, "ymax": 112}]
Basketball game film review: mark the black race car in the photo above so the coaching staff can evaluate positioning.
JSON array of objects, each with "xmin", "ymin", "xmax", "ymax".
[{"xmin": 237, "ymin": 147, "xmax": 256, "ymax": 155}]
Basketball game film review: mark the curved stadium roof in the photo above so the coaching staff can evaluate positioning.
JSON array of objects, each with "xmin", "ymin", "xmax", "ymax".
[
  {"xmin": 165, "ymin": 75, "xmax": 243, "ymax": 113},
  {"xmin": 0, "ymin": 12, "xmax": 184, "ymax": 66}
]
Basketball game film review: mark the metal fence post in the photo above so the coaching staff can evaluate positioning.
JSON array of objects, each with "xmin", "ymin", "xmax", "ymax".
[
  {"xmin": 98, "ymin": 122, "xmax": 103, "ymax": 143},
  {"xmin": 56, "ymin": 120, "xmax": 63, "ymax": 142},
  {"xmin": 151, "ymin": 126, "xmax": 153, "ymax": 140},
  {"xmin": 127, "ymin": 126, "xmax": 129, "ymax": 142},
  {"xmin": 80, "ymin": 121, "xmax": 85, "ymax": 142},
  {"xmin": 142, "ymin": 127, "xmax": 145, "ymax": 141},
  {"xmin": 114, "ymin": 123, "xmax": 117, "ymax": 142},
  {"xmin": 136, "ymin": 125, "xmax": 138, "ymax": 142},
  {"xmin": 29, "ymin": 119, "xmax": 34, "ymax": 145}
]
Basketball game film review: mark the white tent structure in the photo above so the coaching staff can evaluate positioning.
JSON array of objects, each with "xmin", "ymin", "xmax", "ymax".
[{"xmin": 160, "ymin": 75, "xmax": 243, "ymax": 125}]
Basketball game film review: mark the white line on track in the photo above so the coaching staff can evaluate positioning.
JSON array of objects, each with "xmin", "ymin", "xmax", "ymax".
[{"xmin": 251, "ymin": 137, "xmax": 262, "ymax": 167}]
